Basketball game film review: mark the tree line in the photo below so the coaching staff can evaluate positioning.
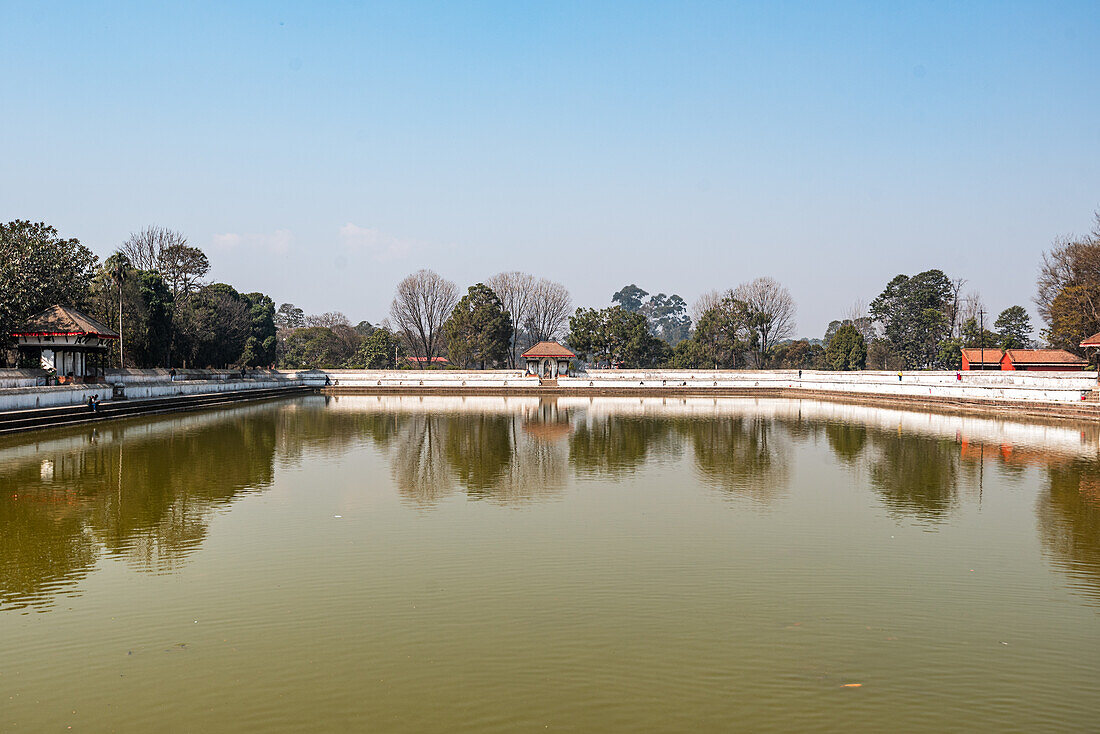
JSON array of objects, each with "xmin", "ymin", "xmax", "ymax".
[{"xmin": 3, "ymin": 212, "xmax": 1098, "ymax": 371}]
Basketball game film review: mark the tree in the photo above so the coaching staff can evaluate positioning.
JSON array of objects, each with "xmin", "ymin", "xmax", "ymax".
[
  {"xmin": 825, "ymin": 324, "xmax": 866, "ymax": 371},
  {"xmin": 693, "ymin": 295, "xmax": 752, "ymax": 368},
  {"xmin": 733, "ymin": 277, "xmax": 796, "ymax": 368},
  {"xmin": 389, "ymin": 269, "xmax": 458, "ymax": 367},
  {"xmin": 611, "ymin": 285, "xmax": 692, "ymax": 344},
  {"xmin": 643, "ymin": 293, "xmax": 692, "ymax": 344},
  {"xmin": 275, "ymin": 303, "xmax": 305, "ymax": 328},
  {"xmin": 120, "ymin": 226, "xmax": 208, "ymax": 298},
  {"xmin": 305, "ymin": 311, "xmax": 351, "ymax": 329},
  {"xmin": 525, "ymin": 278, "xmax": 572, "ymax": 344},
  {"xmin": 174, "ymin": 283, "xmax": 252, "ymax": 367},
  {"xmin": 443, "ymin": 283, "xmax": 513, "ymax": 369},
  {"xmin": 960, "ymin": 317, "xmax": 999, "ymax": 349},
  {"xmin": 867, "ymin": 338, "xmax": 905, "ymax": 371},
  {"xmin": 90, "ymin": 258, "xmax": 174, "ymax": 367},
  {"xmin": 238, "ymin": 292, "xmax": 277, "ymax": 367},
  {"xmin": 994, "ymin": 306, "xmax": 1032, "ymax": 349},
  {"xmin": 105, "ymin": 253, "xmax": 130, "ymax": 367},
  {"xmin": 346, "ymin": 328, "xmax": 407, "ymax": 369},
  {"xmin": 1036, "ymin": 214, "xmax": 1100, "ymax": 352},
  {"xmin": 486, "ymin": 271, "xmax": 537, "ymax": 368},
  {"xmin": 281, "ymin": 327, "xmax": 349, "ymax": 369},
  {"xmin": 770, "ymin": 339, "xmax": 827, "ymax": 370},
  {"xmin": 869, "ymin": 269, "xmax": 954, "ymax": 368},
  {"xmin": 566, "ymin": 306, "xmax": 666, "ymax": 367},
  {"xmin": 612, "ymin": 284, "xmax": 649, "ymax": 313},
  {"xmin": 120, "ymin": 225, "xmax": 185, "ymax": 272},
  {"xmin": 0, "ymin": 220, "xmax": 98, "ymax": 361},
  {"xmin": 665, "ymin": 338, "xmax": 708, "ymax": 368}
]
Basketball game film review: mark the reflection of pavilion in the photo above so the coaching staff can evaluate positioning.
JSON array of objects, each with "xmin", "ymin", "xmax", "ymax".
[{"xmin": 521, "ymin": 398, "xmax": 574, "ymax": 443}]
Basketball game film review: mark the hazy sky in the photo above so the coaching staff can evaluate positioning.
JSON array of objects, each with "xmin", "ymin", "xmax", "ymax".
[{"xmin": 2, "ymin": 1, "xmax": 1097, "ymax": 337}]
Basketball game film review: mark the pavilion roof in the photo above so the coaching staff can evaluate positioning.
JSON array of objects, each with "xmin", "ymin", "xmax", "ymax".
[
  {"xmin": 521, "ymin": 341, "xmax": 575, "ymax": 359},
  {"xmin": 12, "ymin": 305, "xmax": 119, "ymax": 340},
  {"xmin": 1080, "ymin": 331, "xmax": 1100, "ymax": 348}
]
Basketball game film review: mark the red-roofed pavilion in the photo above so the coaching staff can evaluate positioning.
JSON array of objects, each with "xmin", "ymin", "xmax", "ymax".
[
  {"xmin": 12, "ymin": 305, "xmax": 118, "ymax": 382},
  {"xmin": 521, "ymin": 341, "xmax": 575, "ymax": 379}
]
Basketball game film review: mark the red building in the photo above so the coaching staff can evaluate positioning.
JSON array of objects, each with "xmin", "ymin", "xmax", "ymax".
[
  {"xmin": 960, "ymin": 348, "xmax": 1003, "ymax": 370},
  {"xmin": 1000, "ymin": 349, "xmax": 1086, "ymax": 371},
  {"xmin": 961, "ymin": 347, "xmax": 1087, "ymax": 371}
]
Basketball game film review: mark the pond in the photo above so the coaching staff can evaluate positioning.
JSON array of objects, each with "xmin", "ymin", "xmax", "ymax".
[{"xmin": 1, "ymin": 395, "xmax": 1098, "ymax": 732}]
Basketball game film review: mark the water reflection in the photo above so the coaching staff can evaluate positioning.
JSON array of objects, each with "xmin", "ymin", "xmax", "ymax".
[
  {"xmin": 685, "ymin": 417, "xmax": 790, "ymax": 503},
  {"xmin": 866, "ymin": 431, "xmax": 961, "ymax": 521},
  {"xmin": 0, "ymin": 405, "xmax": 278, "ymax": 610},
  {"xmin": 4, "ymin": 394, "xmax": 1100, "ymax": 610},
  {"xmin": 1037, "ymin": 460, "xmax": 1100, "ymax": 603}
]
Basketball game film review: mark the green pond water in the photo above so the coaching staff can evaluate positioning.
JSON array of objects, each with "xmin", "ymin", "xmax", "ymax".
[{"xmin": 1, "ymin": 394, "xmax": 1098, "ymax": 732}]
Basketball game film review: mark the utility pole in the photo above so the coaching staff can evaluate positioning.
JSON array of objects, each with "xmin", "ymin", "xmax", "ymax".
[
  {"xmin": 118, "ymin": 278, "xmax": 124, "ymax": 368},
  {"xmin": 978, "ymin": 308, "xmax": 986, "ymax": 370}
]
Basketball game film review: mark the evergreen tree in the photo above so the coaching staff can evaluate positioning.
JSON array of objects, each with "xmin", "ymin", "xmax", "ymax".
[
  {"xmin": 994, "ymin": 306, "xmax": 1032, "ymax": 349},
  {"xmin": 825, "ymin": 324, "xmax": 867, "ymax": 370},
  {"xmin": 443, "ymin": 283, "xmax": 513, "ymax": 369}
]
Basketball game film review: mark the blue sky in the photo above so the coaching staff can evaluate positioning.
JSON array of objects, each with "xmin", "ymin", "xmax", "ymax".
[{"xmin": 2, "ymin": 1, "xmax": 1097, "ymax": 337}]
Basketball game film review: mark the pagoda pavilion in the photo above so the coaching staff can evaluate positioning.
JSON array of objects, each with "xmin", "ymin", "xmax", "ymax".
[{"xmin": 12, "ymin": 305, "xmax": 119, "ymax": 382}]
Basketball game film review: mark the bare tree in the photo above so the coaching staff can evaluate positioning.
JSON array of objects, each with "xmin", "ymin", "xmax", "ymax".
[
  {"xmin": 844, "ymin": 299, "xmax": 877, "ymax": 342},
  {"xmin": 120, "ymin": 226, "xmax": 184, "ymax": 271},
  {"xmin": 692, "ymin": 289, "xmax": 724, "ymax": 325},
  {"xmin": 487, "ymin": 271, "xmax": 537, "ymax": 368},
  {"xmin": 305, "ymin": 311, "xmax": 351, "ymax": 328},
  {"xmin": 389, "ymin": 269, "xmax": 458, "ymax": 367},
  {"xmin": 120, "ymin": 226, "xmax": 208, "ymax": 297},
  {"xmin": 733, "ymin": 276, "xmax": 796, "ymax": 368},
  {"xmin": 525, "ymin": 278, "xmax": 572, "ymax": 344},
  {"xmin": 959, "ymin": 291, "xmax": 986, "ymax": 326}
]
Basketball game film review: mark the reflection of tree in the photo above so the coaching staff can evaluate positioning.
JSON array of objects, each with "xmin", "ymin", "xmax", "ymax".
[
  {"xmin": 0, "ymin": 483, "xmax": 98, "ymax": 610},
  {"xmin": 276, "ymin": 396, "xmax": 397, "ymax": 465},
  {"xmin": 1037, "ymin": 460, "xmax": 1100, "ymax": 604},
  {"xmin": 390, "ymin": 414, "xmax": 457, "ymax": 506},
  {"xmin": 825, "ymin": 423, "xmax": 867, "ymax": 466},
  {"xmin": 388, "ymin": 412, "xmax": 568, "ymax": 506},
  {"xmin": 569, "ymin": 418, "xmax": 674, "ymax": 478},
  {"xmin": 445, "ymin": 414, "xmax": 513, "ymax": 493},
  {"xmin": 866, "ymin": 431, "xmax": 959, "ymax": 521},
  {"xmin": 0, "ymin": 405, "xmax": 279, "ymax": 609},
  {"xmin": 686, "ymin": 417, "xmax": 789, "ymax": 503}
]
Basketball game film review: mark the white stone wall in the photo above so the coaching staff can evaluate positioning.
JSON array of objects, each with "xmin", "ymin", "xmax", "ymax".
[
  {"xmin": 557, "ymin": 369, "xmax": 1098, "ymax": 404},
  {"xmin": 0, "ymin": 375, "xmax": 303, "ymax": 412},
  {"xmin": 0, "ymin": 385, "xmax": 114, "ymax": 412},
  {"xmin": 283, "ymin": 369, "xmax": 535, "ymax": 389},
  {"xmin": 0, "ymin": 369, "xmax": 48, "ymax": 389},
  {"xmin": 120, "ymin": 378, "xmax": 299, "ymax": 400}
]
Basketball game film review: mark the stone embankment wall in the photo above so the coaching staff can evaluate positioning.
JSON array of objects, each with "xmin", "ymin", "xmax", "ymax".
[
  {"xmin": 0, "ymin": 368, "xmax": 304, "ymax": 412},
  {"xmin": 307, "ymin": 368, "xmax": 1099, "ymax": 409},
  {"xmin": 559, "ymin": 369, "xmax": 1098, "ymax": 404}
]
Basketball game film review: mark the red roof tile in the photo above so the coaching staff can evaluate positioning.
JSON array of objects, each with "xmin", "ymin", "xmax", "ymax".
[
  {"xmin": 1003, "ymin": 349, "xmax": 1087, "ymax": 365},
  {"xmin": 1080, "ymin": 332, "xmax": 1100, "ymax": 348},
  {"xmin": 12, "ymin": 305, "xmax": 119, "ymax": 339},
  {"xmin": 961, "ymin": 348, "xmax": 1003, "ymax": 363},
  {"xmin": 521, "ymin": 341, "xmax": 575, "ymax": 359}
]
